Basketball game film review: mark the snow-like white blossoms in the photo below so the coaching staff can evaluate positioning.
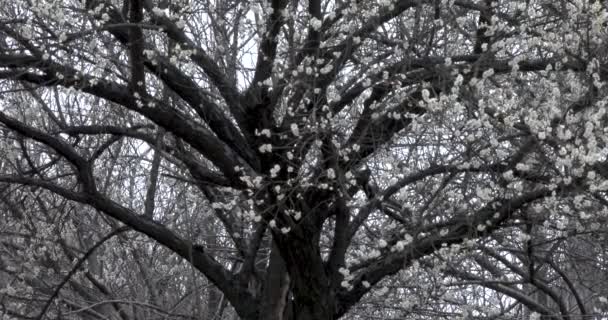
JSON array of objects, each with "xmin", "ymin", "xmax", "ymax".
[
  {"xmin": 310, "ymin": 17, "xmax": 322, "ymax": 31},
  {"xmin": 290, "ymin": 123, "xmax": 300, "ymax": 136},
  {"xmin": 377, "ymin": 239, "xmax": 387, "ymax": 248},
  {"xmin": 326, "ymin": 168, "xmax": 336, "ymax": 179},
  {"xmin": 151, "ymin": 7, "xmax": 166, "ymax": 16},
  {"xmin": 259, "ymin": 144, "xmax": 272, "ymax": 153},
  {"xmin": 269, "ymin": 164, "xmax": 281, "ymax": 178},
  {"xmin": 319, "ymin": 64, "xmax": 333, "ymax": 74}
]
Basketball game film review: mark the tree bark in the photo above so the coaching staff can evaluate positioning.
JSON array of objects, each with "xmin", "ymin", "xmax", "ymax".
[
  {"xmin": 278, "ymin": 231, "xmax": 337, "ymax": 320},
  {"xmin": 258, "ymin": 242, "xmax": 291, "ymax": 320}
]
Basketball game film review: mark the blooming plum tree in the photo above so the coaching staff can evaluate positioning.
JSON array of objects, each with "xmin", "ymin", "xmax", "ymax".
[{"xmin": 1, "ymin": 0, "xmax": 608, "ymax": 319}]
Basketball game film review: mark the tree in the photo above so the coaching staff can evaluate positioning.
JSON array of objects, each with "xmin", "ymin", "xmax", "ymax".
[{"xmin": 1, "ymin": 0, "xmax": 608, "ymax": 319}]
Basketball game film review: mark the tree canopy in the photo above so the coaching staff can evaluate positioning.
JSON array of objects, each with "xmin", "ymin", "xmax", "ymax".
[{"xmin": 1, "ymin": 0, "xmax": 608, "ymax": 319}]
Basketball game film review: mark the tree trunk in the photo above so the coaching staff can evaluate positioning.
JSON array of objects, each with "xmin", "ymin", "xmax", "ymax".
[
  {"xmin": 276, "ymin": 230, "xmax": 337, "ymax": 320},
  {"xmin": 258, "ymin": 242, "xmax": 291, "ymax": 320}
]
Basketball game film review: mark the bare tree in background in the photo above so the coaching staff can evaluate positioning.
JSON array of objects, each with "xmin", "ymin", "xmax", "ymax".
[{"xmin": 1, "ymin": 0, "xmax": 608, "ymax": 319}]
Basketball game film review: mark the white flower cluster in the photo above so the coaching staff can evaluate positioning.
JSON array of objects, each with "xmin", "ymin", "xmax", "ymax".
[
  {"xmin": 310, "ymin": 17, "xmax": 322, "ymax": 31},
  {"xmin": 339, "ymin": 267, "xmax": 355, "ymax": 290},
  {"xmin": 391, "ymin": 234, "xmax": 413, "ymax": 252}
]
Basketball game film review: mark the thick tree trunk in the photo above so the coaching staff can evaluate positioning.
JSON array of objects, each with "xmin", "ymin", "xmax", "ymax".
[
  {"xmin": 277, "ymin": 231, "xmax": 337, "ymax": 320},
  {"xmin": 259, "ymin": 242, "xmax": 291, "ymax": 320},
  {"xmin": 291, "ymin": 300, "xmax": 335, "ymax": 320}
]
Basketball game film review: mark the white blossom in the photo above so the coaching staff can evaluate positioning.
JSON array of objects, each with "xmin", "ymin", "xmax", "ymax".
[
  {"xmin": 259, "ymin": 144, "xmax": 273, "ymax": 153},
  {"xmin": 310, "ymin": 17, "xmax": 322, "ymax": 31},
  {"xmin": 270, "ymin": 164, "xmax": 281, "ymax": 178},
  {"xmin": 327, "ymin": 168, "xmax": 336, "ymax": 179}
]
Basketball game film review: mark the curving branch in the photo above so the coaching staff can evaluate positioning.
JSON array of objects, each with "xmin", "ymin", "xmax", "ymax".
[
  {"xmin": 336, "ymin": 187, "xmax": 558, "ymax": 317},
  {"xmin": 0, "ymin": 55, "xmax": 253, "ymax": 184},
  {"xmin": 0, "ymin": 174, "xmax": 260, "ymax": 320},
  {"xmin": 36, "ymin": 226, "xmax": 130, "ymax": 320}
]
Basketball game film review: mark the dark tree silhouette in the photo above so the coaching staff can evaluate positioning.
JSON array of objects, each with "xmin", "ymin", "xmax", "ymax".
[{"xmin": 1, "ymin": 0, "xmax": 608, "ymax": 319}]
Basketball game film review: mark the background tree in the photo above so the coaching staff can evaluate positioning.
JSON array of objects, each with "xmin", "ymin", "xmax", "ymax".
[{"xmin": 1, "ymin": 0, "xmax": 608, "ymax": 319}]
